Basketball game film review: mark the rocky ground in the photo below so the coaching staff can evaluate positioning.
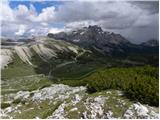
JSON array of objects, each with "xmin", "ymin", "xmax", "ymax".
[{"xmin": 1, "ymin": 82, "xmax": 159, "ymax": 119}]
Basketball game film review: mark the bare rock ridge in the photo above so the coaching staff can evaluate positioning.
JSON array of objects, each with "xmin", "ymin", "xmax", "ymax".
[{"xmin": 0, "ymin": 37, "xmax": 86, "ymax": 69}]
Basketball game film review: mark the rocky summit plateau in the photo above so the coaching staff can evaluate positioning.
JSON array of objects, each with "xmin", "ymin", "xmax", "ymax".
[{"xmin": 1, "ymin": 81, "xmax": 159, "ymax": 119}]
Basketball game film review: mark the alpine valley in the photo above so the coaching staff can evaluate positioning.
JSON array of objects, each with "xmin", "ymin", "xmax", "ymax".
[{"xmin": 1, "ymin": 26, "xmax": 159, "ymax": 119}]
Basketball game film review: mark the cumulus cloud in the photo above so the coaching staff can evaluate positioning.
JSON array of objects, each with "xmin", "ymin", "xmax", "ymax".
[
  {"xmin": 0, "ymin": 1, "xmax": 57, "ymax": 38},
  {"xmin": 15, "ymin": 25, "xmax": 27, "ymax": 36},
  {"xmin": 14, "ymin": 4, "xmax": 55, "ymax": 23},
  {"xmin": 0, "ymin": 0, "xmax": 159, "ymax": 43},
  {"xmin": 0, "ymin": 1, "xmax": 15, "ymax": 22},
  {"xmin": 37, "ymin": 7, "xmax": 55, "ymax": 22},
  {"xmin": 55, "ymin": 1, "xmax": 158, "ymax": 43}
]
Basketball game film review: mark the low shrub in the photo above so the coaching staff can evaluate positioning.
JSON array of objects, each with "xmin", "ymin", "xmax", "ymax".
[
  {"xmin": 84, "ymin": 66, "xmax": 159, "ymax": 106},
  {"xmin": 1, "ymin": 103, "xmax": 11, "ymax": 109},
  {"xmin": 13, "ymin": 98, "xmax": 21, "ymax": 104}
]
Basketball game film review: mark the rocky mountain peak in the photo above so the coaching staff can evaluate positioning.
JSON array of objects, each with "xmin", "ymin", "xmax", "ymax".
[
  {"xmin": 47, "ymin": 25, "xmax": 131, "ymax": 54},
  {"xmin": 48, "ymin": 25, "xmax": 129, "ymax": 44},
  {"xmin": 88, "ymin": 25, "xmax": 103, "ymax": 32}
]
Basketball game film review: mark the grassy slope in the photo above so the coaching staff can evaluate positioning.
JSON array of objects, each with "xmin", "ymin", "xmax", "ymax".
[
  {"xmin": 1, "ymin": 54, "xmax": 36, "ymax": 79},
  {"xmin": 47, "ymin": 50, "xmax": 122, "ymax": 79},
  {"xmin": 1, "ymin": 75, "xmax": 54, "ymax": 95},
  {"xmin": 1, "ymin": 53, "xmax": 54, "ymax": 95}
]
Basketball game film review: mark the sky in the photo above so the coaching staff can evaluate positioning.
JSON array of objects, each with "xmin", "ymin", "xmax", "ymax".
[{"xmin": 0, "ymin": 0, "xmax": 159, "ymax": 43}]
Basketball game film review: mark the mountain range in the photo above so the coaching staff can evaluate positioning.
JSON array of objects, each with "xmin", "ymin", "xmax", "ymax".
[
  {"xmin": 48, "ymin": 25, "xmax": 158, "ymax": 56},
  {"xmin": 1, "ymin": 25, "xmax": 159, "ymax": 69}
]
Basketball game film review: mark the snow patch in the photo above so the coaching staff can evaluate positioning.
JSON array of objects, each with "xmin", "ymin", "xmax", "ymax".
[
  {"xmin": 73, "ymin": 39, "xmax": 80, "ymax": 42},
  {"xmin": 80, "ymin": 32, "xmax": 85, "ymax": 35}
]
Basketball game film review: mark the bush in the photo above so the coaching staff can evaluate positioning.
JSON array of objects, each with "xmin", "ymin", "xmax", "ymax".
[
  {"xmin": 13, "ymin": 98, "xmax": 21, "ymax": 104},
  {"xmin": 1, "ymin": 103, "xmax": 11, "ymax": 109},
  {"xmin": 84, "ymin": 66, "xmax": 159, "ymax": 106},
  {"xmin": 59, "ymin": 79, "xmax": 86, "ymax": 87},
  {"xmin": 125, "ymin": 76, "xmax": 158, "ymax": 106}
]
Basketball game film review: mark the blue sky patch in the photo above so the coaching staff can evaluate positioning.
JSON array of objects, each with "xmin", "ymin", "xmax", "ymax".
[{"xmin": 9, "ymin": 1, "xmax": 64, "ymax": 13}]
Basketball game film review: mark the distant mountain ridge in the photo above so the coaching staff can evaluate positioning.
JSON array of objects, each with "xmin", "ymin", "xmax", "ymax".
[
  {"xmin": 47, "ymin": 25, "xmax": 158, "ymax": 55},
  {"xmin": 141, "ymin": 39, "xmax": 159, "ymax": 47}
]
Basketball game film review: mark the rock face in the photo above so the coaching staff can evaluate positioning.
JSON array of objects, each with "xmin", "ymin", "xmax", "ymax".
[
  {"xmin": 48, "ymin": 25, "xmax": 129, "ymax": 45},
  {"xmin": 48, "ymin": 25, "xmax": 131, "ymax": 54}
]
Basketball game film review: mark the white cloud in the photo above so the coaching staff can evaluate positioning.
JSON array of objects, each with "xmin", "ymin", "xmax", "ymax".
[
  {"xmin": 17, "ymin": 5, "xmax": 29, "ymax": 15},
  {"xmin": 48, "ymin": 28, "xmax": 64, "ymax": 34},
  {"xmin": 14, "ymin": 4, "xmax": 55, "ymax": 23},
  {"xmin": 1, "ymin": 1, "xmax": 57, "ymax": 37},
  {"xmin": 29, "ymin": 29, "xmax": 35, "ymax": 33},
  {"xmin": 37, "ymin": 7, "xmax": 55, "ymax": 22},
  {"xmin": 65, "ymin": 20, "xmax": 96, "ymax": 29},
  {"xmin": 56, "ymin": 1, "xmax": 148, "ymax": 29},
  {"xmin": 41, "ymin": 22, "xmax": 48, "ymax": 26},
  {"xmin": 0, "ymin": 1, "xmax": 15, "ymax": 22},
  {"xmin": 0, "ymin": 1, "xmax": 158, "ymax": 43},
  {"xmin": 15, "ymin": 25, "xmax": 27, "ymax": 36}
]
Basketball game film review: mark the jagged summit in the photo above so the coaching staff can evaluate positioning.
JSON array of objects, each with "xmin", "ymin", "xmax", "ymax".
[
  {"xmin": 48, "ymin": 25, "xmax": 131, "ymax": 54},
  {"xmin": 48, "ymin": 25, "xmax": 129, "ymax": 45},
  {"xmin": 87, "ymin": 25, "xmax": 103, "ymax": 32}
]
